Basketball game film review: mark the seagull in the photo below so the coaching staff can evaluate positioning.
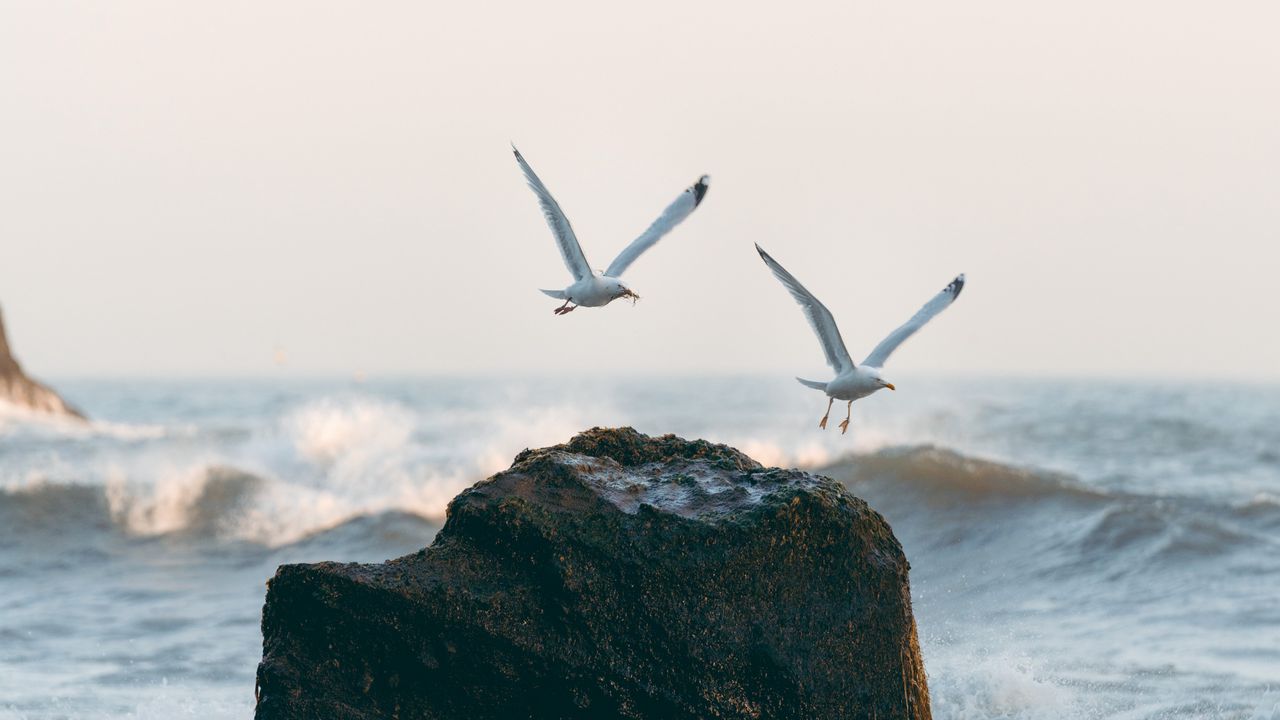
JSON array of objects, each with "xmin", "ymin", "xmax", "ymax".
[
  {"xmin": 513, "ymin": 146, "xmax": 710, "ymax": 315},
  {"xmin": 756, "ymin": 243, "xmax": 965, "ymax": 434}
]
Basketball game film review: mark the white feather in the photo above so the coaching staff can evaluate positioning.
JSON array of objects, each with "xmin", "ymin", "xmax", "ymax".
[
  {"xmin": 755, "ymin": 244, "xmax": 855, "ymax": 374},
  {"xmin": 513, "ymin": 146, "xmax": 593, "ymax": 282},
  {"xmin": 861, "ymin": 274, "xmax": 965, "ymax": 368},
  {"xmin": 605, "ymin": 175, "xmax": 710, "ymax": 278}
]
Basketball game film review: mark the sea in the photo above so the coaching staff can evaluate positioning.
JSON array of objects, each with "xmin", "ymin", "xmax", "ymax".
[{"xmin": 1, "ymin": 375, "xmax": 1277, "ymax": 719}]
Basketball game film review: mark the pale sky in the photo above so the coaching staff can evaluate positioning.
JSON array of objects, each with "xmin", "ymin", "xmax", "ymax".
[{"xmin": 2, "ymin": 1, "xmax": 1277, "ymax": 379}]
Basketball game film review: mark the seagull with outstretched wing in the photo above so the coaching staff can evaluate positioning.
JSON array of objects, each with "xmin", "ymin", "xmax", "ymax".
[
  {"xmin": 756, "ymin": 243, "xmax": 965, "ymax": 434},
  {"xmin": 513, "ymin": 145, "xmax": 709, "ymax": 314}
]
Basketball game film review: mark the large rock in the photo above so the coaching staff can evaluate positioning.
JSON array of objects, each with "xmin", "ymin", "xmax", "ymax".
[
  {"xmin": 255, "ymin": 428, "xmax": 930, "ymax": 719},
  {"xmin": 0, "ymin": 305, "xmax": 84, "ymax": 420}
]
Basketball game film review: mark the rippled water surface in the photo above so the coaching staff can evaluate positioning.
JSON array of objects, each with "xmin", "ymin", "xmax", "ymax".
[{"xmin": 2, "ymin": 376, "xmax": 1278, "ymax": 718}]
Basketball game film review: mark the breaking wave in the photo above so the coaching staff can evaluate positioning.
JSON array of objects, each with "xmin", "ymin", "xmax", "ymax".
[
  {"xmin": 825, "ymin": 444, "xmax": 1107, "ymax": 504},
  {"xmin": 815, "ymin": 445, "xmax": 1278, "ymax": 570},
  {"xmin": 5, "ymin": 422, "xmax": 1275, "ymax": 573},
  {"xmin": 0, "ymin": 395, "xmax": 598, "ymax": 547}
]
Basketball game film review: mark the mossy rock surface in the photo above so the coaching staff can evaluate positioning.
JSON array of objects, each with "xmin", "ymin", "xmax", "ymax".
[{"xmin": 255, "ymin": 427, "xmax": 931, "ymax": 719}]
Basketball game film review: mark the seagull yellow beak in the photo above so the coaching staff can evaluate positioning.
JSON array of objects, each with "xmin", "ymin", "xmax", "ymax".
[{"xmin": 884, "ymin": 383, "xmax": 896, "ymax": 391}]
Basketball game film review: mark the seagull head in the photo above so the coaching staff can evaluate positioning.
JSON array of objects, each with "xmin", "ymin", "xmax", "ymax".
[
  {"xmin": 603, "ymin": 277, "xmax": 640, "ymax": 304},
  {"xmin": 872, "ymin": 371, "xmax": 896, "ymax": 392}
]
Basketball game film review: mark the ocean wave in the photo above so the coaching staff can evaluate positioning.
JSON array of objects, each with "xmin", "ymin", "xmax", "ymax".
[
  {"xmin": 0, "ymin": 463, "xmax": 444, "ymax": 549},
  {"xmin": 1074, "ymin": 500, "xmax": 1261, "ymax": 565},
  {"xmin": 0, "ymin": 395, "xmax": 599, "ymax": 548},
  {"xmin": 104, "ymin": 465, "xmax": 264, "ymax": 537},
  {"xmin": 4, "ymin": 393, "xmax": 1275, "ymax": 565},
  {"xmin": 1235, "ymin": 493, "xmax": 1280, "ymax": 528},
  {"xmin": 816, "ymin": 445, "xmax": 1274, "ymax": 567},
  {"xmin": 224, "ymin": 395, "xmax": 596, "ymax": 546},
  {"xmin": 0, "ymin": 467, "xmax": 261, "ymax": 539},
  {"xmin": 0, "ymin": 481, "xmax": 111, "ymax": 534},
  {"xmin": 282, "ymin": 397, "xmax": 415, "ymax": 466},
  {"xmin": 821, "ymin": 445, "xmax": 1108, "ymax": 505}
]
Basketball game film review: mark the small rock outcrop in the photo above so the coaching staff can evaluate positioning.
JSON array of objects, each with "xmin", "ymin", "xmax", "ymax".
[
  {"xmin": 255, "ymin": 428, "xmax": 930, "ymax": 719},
  {"xmin": 0, "ymin": 305, "xmax": 84, "ymax": 419}
]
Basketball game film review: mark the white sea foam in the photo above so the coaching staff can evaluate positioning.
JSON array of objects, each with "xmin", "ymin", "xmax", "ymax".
[
  {"xmin": 1250, "ymin": 696, "xmax": 1280, "ymax": 720},
  {"xmin": 925, "ymin": 648, "xmax": 1081, "ymax": 720},
  {"xmin": 119, "ymin": 680, "xmax": 252, "ymax": 720},
  {"xmin": 0, "ymin": 400, "xmax": 173, "ymax": 441},
  {"xmin": 224, "ymin": 395, "xmax": 601, "ymax": 545},
  {"xmin": 1241, "ymin": 492, "xmax": 1280, "ymax": 510},
  {"xmin": 0, "ymin": 393, "xmax": 610, "ymax": 547},
  {"xmin": 105, "ymin": 461, "xmax": 219, "ymax": 537},
  {"xmin": 284, "ymin": 397, "xmax": 414, "ymax": 466}
]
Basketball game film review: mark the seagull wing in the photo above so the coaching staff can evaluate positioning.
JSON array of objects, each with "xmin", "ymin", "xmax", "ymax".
[
  {"xmin": 861, "ymin": 274, "xmax": 965, "ymax": 368},
  {"xmin": 604, "ymin": 175, "xmax": 710, "ymax": 278},
  {"xmin": 513, "ymin": 146, "xmax": 593, "ymax": 281},
  {"xmin": 755, "ymin": 244, "xmax": 855, "ymax": 374}
]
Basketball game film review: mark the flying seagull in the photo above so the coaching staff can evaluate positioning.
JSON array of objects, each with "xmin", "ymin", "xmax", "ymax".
[
  {"xmin": 513, "ymin": 146, "xmax": 710, "ymax": 314},
  {"xmin": 756, "ymin": 243, "xmax": 964, "ymax": 434}
]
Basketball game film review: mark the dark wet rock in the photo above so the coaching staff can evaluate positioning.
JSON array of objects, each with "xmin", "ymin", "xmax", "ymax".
[
  {"xmin": 255, "ymin": 427, "xmax": 931, "ymax": 719},
  {"xmin": 0, "ymin": 305, "xmax": 85, "ymax": 420}
]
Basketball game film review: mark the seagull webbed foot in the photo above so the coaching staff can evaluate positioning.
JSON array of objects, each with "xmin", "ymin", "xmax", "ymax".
[{"xmin": 818, "ymin": 397, "xmax": 834, "ymax": 430}]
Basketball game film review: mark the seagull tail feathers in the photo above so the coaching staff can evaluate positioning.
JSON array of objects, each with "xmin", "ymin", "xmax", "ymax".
[
  {"xmin": 540, "ymin": 288, "xmax": 568, "ymax": 299},
  {"xmin": 795, "ymin": 377, "xmax": 829, "ymax": 392}
]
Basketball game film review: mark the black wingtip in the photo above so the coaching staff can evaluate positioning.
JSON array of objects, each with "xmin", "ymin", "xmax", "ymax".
[
  {"xmin": 692, "ymin": 175, "xmax": 710, "ymax": 206},
  {"xmin": 754, "ymin": 243, "xmax": 768, "ymax": 259},
  {"xmin": 949, "ymin": 274, "xmax": 965, "ymax": 299},
  {"xmin": 511, "ymin": 143, "xmax": 523, "ymax": 160}
]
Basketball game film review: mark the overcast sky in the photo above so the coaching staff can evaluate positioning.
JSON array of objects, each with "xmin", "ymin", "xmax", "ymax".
[{"xmin": 2, "ymin": 1, "xmax": 1277, "ymax": 379}]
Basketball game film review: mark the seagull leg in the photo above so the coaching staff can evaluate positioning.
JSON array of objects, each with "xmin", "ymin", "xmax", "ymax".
[
  {"xmin": 838, "ymin": 401, "xmax": 852, "ymax": 435},
  {"xmin": 553, "ymin": 300, "xmax": 575, "ymax": 315},
  {"xmin": 818, "ymin": 397, "xmax": 833, "ymax": 429}
]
